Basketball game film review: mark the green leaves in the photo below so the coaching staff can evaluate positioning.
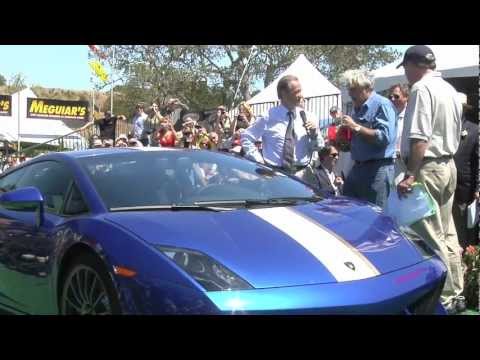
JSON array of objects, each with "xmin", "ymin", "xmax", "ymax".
[{"xmin": 101, "ymin": 45, "xmax": 400, "ymax": 114}]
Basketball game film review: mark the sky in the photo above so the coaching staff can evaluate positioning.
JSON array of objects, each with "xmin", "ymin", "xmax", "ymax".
[{"xmin": 0, "ymin": 45, "xmax": 411, "ymax": 91}]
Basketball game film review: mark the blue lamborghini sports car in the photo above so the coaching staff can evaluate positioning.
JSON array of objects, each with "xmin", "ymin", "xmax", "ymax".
[{"xmin": 0, "ymin": 148, "xmax": 447, "ymax": 315}]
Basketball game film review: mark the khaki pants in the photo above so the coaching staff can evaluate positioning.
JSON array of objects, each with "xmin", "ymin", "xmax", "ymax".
[{"xmin": 410, "ymin": 158, "xmax": 464, "ymax": 308}]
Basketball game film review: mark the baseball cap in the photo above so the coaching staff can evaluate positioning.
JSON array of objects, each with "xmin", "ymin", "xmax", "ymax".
[
  {"xmin": 329, "ymin": 106, "xmax": 340, "ymax": 113},
  {"xmin": 397, "ymin": 45, "xmax": 436, "ymax": 68}
]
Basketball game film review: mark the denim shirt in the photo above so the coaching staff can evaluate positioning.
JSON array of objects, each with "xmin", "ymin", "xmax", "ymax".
[{"xmin": 350, "ymin": 92, "xmax": 397, "ymax": 162}]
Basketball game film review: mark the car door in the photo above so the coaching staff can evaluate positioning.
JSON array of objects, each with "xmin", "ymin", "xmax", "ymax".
[
  {"xmin": 0, "ymin": 160, "xmax": 75, "ymax": 314},
  {"xmin": 0, "ymin": 166, "xmax": 30, "ymax": 313}
]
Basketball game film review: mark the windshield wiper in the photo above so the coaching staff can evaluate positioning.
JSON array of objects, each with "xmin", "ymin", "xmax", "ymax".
[
  {"xmin": 109, "ymin": 204, "xmax": 233, "ymax": 212},
  {"xmin": 194, "ymin": 196, "xmax": 322, "ymax": 208}
]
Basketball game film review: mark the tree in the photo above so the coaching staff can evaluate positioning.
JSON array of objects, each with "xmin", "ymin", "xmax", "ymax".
[
  {"xmin": 101, "ymin": 45, "xmax": 400, "ymax": 111},
  {"xmin": 0, "ymin": 74, "xmax": 6, "ymax": 87},
  {"xmin": 6, "ymin": 73, "xmax": 28, "ymax": 93}
]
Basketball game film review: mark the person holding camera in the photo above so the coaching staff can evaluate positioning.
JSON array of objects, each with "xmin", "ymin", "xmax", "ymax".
[
  {"xmin": 234, "ymin": 102, "xmax": 256, "ymax": 131},
  {"xmin": 209, "ymin": 106, "xmax": 232, "ymax": 140},
  {"xmin": 161, "ymin": 98, "xmax": 190, "ymax": 132},
  {"xmin": 96, "ymin": 110, "xmax": 117, "ymax": 141},
  {"xmin": 155, "ymin": 118, "xmax": 177, "ymax": 148},
  {"xmin": 180, "ymin": 117, "xmax": 197, "ymax": 149},
  {"xmin": 144, "ymin": 102, "xmax": 164, "ymax": 146}
]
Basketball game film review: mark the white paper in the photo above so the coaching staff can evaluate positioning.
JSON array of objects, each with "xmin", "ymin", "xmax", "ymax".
[{"xmin": 467, "ymin": 199, "xmax": 478, "ymax": 229}]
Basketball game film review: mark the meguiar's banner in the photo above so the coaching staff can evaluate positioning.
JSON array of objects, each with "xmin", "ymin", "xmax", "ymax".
[
  {"xmin": 27, "ymin": 98, "xmax": 89, "ymax": 121},
  {"xmin": 0, "ymin": 95, "xmax": 12, "ymax": 116}
]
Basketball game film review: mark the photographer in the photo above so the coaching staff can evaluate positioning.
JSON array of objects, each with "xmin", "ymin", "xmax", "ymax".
[
  {"xmin": 209, "ymin": 105, "xmax": 232, "ymax": 141},
  {"xmin": 161, "ymin": 98, "xmax": 190, "ymax": 132},
  {"xmin": 96, "ymin": 110, "xmax": 117, "ymax": 141},
  {"xmin": 144, "ymin": 102, "xmax": 164, "ymax": 146},
  {"xmin": 181, "ymin": 117, "xmax": 197, "ymax": 149},
  {"xmin": 155, "ymin": 118, "xmax": 177, "ymax": 148}
]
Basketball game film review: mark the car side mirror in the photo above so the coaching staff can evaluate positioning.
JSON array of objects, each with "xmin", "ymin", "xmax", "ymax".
[{"xmin": 0, "ymin": 187, "xmax": 45, "ymax": 229}]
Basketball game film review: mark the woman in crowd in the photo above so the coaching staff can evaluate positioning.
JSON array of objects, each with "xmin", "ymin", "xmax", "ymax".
[{"xmin": 155, "ymin": 118, "xmax": 177, "ymax": 147}]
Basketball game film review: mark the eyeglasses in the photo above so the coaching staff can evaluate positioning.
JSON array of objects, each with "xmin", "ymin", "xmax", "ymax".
[{"xmin": 389, "ymin": 94, "xmax": 400, "ymax": 100}]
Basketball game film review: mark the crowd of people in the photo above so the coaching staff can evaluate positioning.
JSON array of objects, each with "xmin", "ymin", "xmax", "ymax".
[{"xmin": 92, "ymin": 99, "xmax": 258, "ymax": 156}]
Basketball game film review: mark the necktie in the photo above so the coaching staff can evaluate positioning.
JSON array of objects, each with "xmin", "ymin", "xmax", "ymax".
[{"xmin": 282, "ymin": 111, "xmax": 295, "ymax": 170}]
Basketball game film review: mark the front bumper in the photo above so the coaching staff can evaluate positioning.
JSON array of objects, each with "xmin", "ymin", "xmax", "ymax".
[{"xmin": 206, "ymin": 257, "xmax": 447, "ymax": 314}]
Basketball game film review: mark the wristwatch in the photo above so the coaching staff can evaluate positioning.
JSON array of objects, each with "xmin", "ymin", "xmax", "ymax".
[{"xmin": 352, "ymin": 124, "xmax": 361, "ymax": 133}]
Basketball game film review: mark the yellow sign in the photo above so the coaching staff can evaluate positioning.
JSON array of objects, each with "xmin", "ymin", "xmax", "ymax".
[
  {"xmin": 89, "ymin": 60, "xmax": 109, "ymax": 82},
  {"xmin": 27, "ymin": 98, "xmax": 89, "ymax": 121}
]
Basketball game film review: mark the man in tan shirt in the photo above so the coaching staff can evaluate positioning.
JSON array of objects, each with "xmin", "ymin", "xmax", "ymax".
[{"xmin": 397, "ymin": 45, "xmax": 464, "ymax": 314}]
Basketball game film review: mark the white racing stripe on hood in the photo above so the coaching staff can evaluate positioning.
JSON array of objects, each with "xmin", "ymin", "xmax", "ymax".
[{"xmin": 249, "ymin": 207, "xmax": 380, "ymax": 282}]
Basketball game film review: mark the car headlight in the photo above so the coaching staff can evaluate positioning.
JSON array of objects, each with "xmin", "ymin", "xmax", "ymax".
[
  {"xmin": 399, "ymin": 226, "xmax": 436, "ymax": 259},
  {"xmin": 157, "ymin": 247, "xmax": 253, "ymax": 291}
]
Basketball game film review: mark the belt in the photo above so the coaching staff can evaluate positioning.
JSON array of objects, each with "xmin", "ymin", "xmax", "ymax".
[
  {"xmin": 354, "ymin": 158, "xmax": 394, "ymax": 165},
  {"xmin": 404, "ymin": 155, "xmax": 453, "ymax": 165},
  {"xmin": 423, "ymin": 155, "xmax": 454, "ymax": 161}
]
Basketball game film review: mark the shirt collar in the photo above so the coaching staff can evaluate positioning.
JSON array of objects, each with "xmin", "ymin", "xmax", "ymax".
[
  {"xmin": 363, "ymin": 91, "xmax": 377, "ymax": 110},
  {"xmin": 280, "ymin": 104, "xmax": 298, "ymax": 116},
  {"xmin": 423, "ymin": 71, "xmax": 442, "ymax": 79},
  {"xmin": 319, "ymin": 163, "xmax": 333, "ymax": 174}
]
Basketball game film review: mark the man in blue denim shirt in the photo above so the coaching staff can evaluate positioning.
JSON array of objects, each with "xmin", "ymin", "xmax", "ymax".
[{"xmin": 339, "ymin": 70, "xmax": 397, "ymax": 208}]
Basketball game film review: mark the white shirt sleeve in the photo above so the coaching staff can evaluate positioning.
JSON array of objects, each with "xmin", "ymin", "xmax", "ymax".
[
  {"xmin": 405, "ymin": 87, "xmax": 432, "ymax": 142},
  {"xmin": 241, "ymin": 114, "xmax": 267, "ymax": 163}
]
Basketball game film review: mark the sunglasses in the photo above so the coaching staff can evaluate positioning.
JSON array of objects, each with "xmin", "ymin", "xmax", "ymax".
[{"xmin": 389, "ymin": 94, "xmax": 400, "ymax": 100}]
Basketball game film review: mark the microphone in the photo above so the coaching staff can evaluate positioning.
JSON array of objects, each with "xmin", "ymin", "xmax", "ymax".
[{"xmin": 300, "ymin": 110, "xmax": 316, "ymax": 140}]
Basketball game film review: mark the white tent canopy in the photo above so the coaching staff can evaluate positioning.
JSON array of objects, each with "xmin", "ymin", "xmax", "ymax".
[
  {"xmin": 0, "ymin": 87, "xmax": 84, "ymax": 144},
  {"xmin": 247, "ymin": 54, "xmax": 341, "ymax": 105},
  {"xmin": 373, "ymin": 45, "xmax": 479, "ymax": 92}
]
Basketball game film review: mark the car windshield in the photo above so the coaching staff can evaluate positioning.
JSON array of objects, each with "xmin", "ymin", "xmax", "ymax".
[{"xmin": 78, "ymin": 150, "xmax": 318, "ymax": 210}]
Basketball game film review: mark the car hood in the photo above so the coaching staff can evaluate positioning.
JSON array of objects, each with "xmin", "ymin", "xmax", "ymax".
[{"xmin": 103, "ymin": 197, "xmax": 423, "ymax": 289}]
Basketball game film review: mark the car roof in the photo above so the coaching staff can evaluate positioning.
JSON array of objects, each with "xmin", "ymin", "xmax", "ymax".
[{"xmin": 38, "ymin": 147, "xmax": 183, "ymax": 160}]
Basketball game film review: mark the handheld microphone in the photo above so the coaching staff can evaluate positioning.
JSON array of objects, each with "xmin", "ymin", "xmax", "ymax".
[{"xmin": 300, "ymin": 110, "xmax": 316, "ymax": 140}]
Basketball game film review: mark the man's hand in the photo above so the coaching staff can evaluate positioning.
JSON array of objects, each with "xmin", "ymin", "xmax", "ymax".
[
  {"xmin": 341, "ymin": 115, "xmax": 357, "ymax": 130},
  {"xmin": 334, "ymin": 176, "xmax": 344, "ymax": 187},
  {"xmin": 304, "ymin": 120, "xmax": 317, "ymax": 135},
  {"xmin": 397, "ymin": 175, "xmax": 415, "ymax": 199}
]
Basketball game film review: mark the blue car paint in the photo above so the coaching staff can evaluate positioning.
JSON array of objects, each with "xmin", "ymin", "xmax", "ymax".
[
  {"xmin": 296, "ymin": 199, "xmax": 425, "ymax": 273},
  {"xmin": 206, "ymin": 258, "xmax": 446, "ymax": 314},
  {"xmin": 0, "ymin": 149, "xmax": 448, "ymax": 314}
]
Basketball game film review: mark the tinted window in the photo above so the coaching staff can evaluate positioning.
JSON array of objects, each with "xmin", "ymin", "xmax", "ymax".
[
  {"xmin": 16, "ymin": 161, "xmax": 73, "ymax": 214},
  {"xmin": 63, "ymin": 183, "xmax": 88, "ymax": 215},
  {"xmin": 78, "ymin": 150, "xmax": 316, "ymax": 209},
  {"xmin": 0, "ymin": 167, "xmax": 28, "ymax": 192}
]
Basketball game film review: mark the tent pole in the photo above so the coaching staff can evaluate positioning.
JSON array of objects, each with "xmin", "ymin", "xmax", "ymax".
[
  {"xmin": 230, "ymin": 45, "xmax": 256, "ymax": 111},
  {"xmin": 17, "ymin": 91, "xmax": 21, "ymax": 155},
  {"xmin": 110, "ymin": 46, "xmax": 115, "ymax": 114}
]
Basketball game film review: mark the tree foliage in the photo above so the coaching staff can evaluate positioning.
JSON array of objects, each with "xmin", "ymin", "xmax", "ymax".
[{"xmin": 101, "ymin": 45, "xmax": 400, "ymax": 113}]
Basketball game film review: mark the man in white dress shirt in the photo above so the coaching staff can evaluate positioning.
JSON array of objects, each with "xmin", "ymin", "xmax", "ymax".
[
  {"xmin": 388, "ymin": 83, "xmax": 409, "ymax": 185},
  {"xmin": 241, "ymin": 75, "xmax": 324, "ymax": 187}
]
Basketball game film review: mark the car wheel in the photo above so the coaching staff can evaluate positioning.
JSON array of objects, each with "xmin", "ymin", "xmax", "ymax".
[{"xmin": 60, "ymin": 253, "xmax": 121, "ymax": 315}]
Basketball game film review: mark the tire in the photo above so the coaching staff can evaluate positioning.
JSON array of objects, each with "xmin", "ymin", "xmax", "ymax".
[{"xmin": 59, "ymin": 253, "xmax": 122, "ymax": 315}]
